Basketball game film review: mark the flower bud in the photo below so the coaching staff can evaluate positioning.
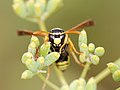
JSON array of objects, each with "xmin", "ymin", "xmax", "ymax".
[
  {"xmin": 30, "ymin": 35, "xmax": 40, "ymax": 47},
  {"xmin": 70, "ymin": 78, "xmax": 86, "ymax": 90},
  {"xmin": 28, "ymin": 42, "xmax": 36, "ymax": 55},
  {"xmin": 36, "ymin": 0, "xmax": 46, "ymax": 14},
  {"xmin": 45, "ymin": 0, "xmax": 63, "ymax": 19},
  {"xmin": 95, "ymin": 47, "xmax": 105, "ymax": 57},
  {"xmin": 25, "ymin": 59, "xmax": 38, "ymax": 72},
  {"xmin": 107, "ymin": 63, "xmax": 119, "ymax": 73},
  {"xmin": 112, "ymin": 70, "xmax": 120, "ymax": 82},
  {"xmin": 69, "ymin": 80, "xmax": 79, "ymax": 90},
  {"xmin": 21, "ymin": 70, "xmax": 34, "ymax": 79},
  {"xmin": 40, "ymin": 42, "xmax": 51, "ymax": 57},
  {"xmin": 78, "ymin": 30, "xmax": 87, "ymax": 47},
  {"xmin": 44, "ymin": 52, "xmax": 60, "ymax": 66},
  {"xmin": 90, "ymin": 55, "xmax": 100, "ymax": 65},
  {"xmin": 80, "ymin": 43, "xmax": 89, "ymax": 57},
  {"xmin": 21, "ymin": 52, "xmax": 33, "ymax": 64},
  {"xmin": 37, "ymin": 57, "xmax": 45, "ymax": 69},
  {"xmin": 86, "ymin": 77, "xmax": 97, "ymax": 90},
  {"xmin": 34, "ymin": 2, "xmax": 41, "ymax": 17},
  {"xmin": 26, "ymin": 0, "xmax": 35, "ymax": 16},
  {"xmin": 60, "ymin": 85, "xmax": 69, "ymax": 90},
  {"xmin": 12, "ymin": 0, "xmax": 27, "ymax": 18},
  {"xmin": 88, "ymin": 43, "xmax": 95, "ymax": 53},
  {"xmin": 79, "ymin": 53, "xmax": 86, "ymax": 63}
]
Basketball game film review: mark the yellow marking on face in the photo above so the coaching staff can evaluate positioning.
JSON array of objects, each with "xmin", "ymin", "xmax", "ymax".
[{"xmin": 54, "ymin": 38, "xmax": 61, "ymax": 44}]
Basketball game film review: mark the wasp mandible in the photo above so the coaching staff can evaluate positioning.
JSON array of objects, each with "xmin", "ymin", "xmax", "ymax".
[{"xmin": 17, "ymin": 19, "xmax": 95, "ymax": 71}]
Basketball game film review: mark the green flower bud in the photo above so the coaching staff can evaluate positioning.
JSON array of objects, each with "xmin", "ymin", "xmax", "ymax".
[
  {"xmin": 79, "ymin": 53, "xmax": 86, "ymax": 63},
  {"xmin": 70, "ymin": 80, "xmax": 79, "ymax": 90},
  {"xmin": 80, "ymin": 43, "xmax": 89, "ymax": 57},
  {"xmin": 60, "ymin": 85, "xmax": 69, "ymax": 90},
  {"xmin": 37, "ymin": 56, "xmax": 45, "ymax": 69},
  {"xmin": 21, "ymin": 52, "xmax": 33, "ymax": 64},
  {"xmin": 88, "ymin": 43, "xmax": 95, "ymax": 53},
  {"xmin": 95, "ymin": 47, "xmax": 105, "ymax": 57},
  {"xmin": 36, "ymin": 0, "xmax": 46, "ymax": 14},
  {"xmin": 34, "ymin": 2, "xmax": 41, "ymax": 17},
  {"xmin": 25, "ymin": 59, "xmax": 38, "ymax": 72},
  {"xmin": 78, "ymin": 30, "xmax": 87, "ymax": 47},
  {"xmin": 26, "ymin": 0, "xmax": 35, "ymax": 18},
  {"xmin": 70, "ymin": 78, "xmax": 86, "ymax": 90},
  {"xmin": 112, "ymin": 70, "xmax": 120, "ymax": 82},
  {"xmin": 12, "ymin": 0, "xmax": 27, "ymax": 18},
  {"xmin": 26, "ymin": 0, "xmax": 35, "ymax": 17},
  {"xmin": 90, "ymin": 55, "xmax": 100, "ymax": 65},
  {"xmin": 21, "ymin": 70, "xmax": 34, "ymax": 79},
  {"xmin": 30, "ymin": 35, "xmax": 40, "ymax": 47},
  {"xmin": 40, "ymin": 42, "xmax": 51, "ymax": 57},
  {"xmin": 86, "ymin": 77, "xmax": 97, "ymax": 90},
  {"xmin": 28, "ymin": 42, "xmax": 36, "ymax": 55},
  {"xmin": 44, "ymin": 52, "xmax": 60, "ymax": 66},
  {"xmin": 44, "ymin": 0, "xmax": 63, "ymax": 19},
  {"xmin": 107, "ymin": 63, "xmax": 119, "ymax": 73}
]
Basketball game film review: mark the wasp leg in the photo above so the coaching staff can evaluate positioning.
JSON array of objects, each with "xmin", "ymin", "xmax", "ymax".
[
  {"xmin": 68, "ymin": 38, "xmax": 84, "ymax": 67},
  {"xmin": 42, "ymin": 66, "xmax": 51, "ymax": 90},
  {"xmin": 59, "ymin": 34, "xmax": 68, "ymax": 54},
  {"xmin": 68, "ymin": 38, "xmax": 82, "ymax": 55}
]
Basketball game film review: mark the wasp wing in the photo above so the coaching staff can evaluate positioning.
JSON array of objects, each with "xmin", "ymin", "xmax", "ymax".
[
  {"xmin": 17, "ymin": 30, "xmax": 48, "ymax": 37},
  {"xmin": 65, "ymin": 19, "xmax": 95, "ymax": 34}
]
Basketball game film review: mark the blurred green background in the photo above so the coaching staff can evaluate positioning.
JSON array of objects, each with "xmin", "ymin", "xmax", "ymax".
[{"xmin": 0, "ymin": 0, "xmax": 120, "ymax": 90}]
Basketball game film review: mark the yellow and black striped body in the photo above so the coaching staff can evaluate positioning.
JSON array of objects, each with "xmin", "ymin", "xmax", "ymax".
[{"xmin": 48, "ymin": 28, "xmax": 70, "ymax": 71}]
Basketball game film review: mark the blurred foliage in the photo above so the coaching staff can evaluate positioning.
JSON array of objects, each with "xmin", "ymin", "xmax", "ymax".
[{"xmin": 0, "ymin": 0, "xmax": 120, "ymax": 90}]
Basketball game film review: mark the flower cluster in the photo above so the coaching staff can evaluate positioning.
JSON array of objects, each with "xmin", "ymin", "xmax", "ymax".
[
  {"xmin": 107, "ymin": 62, "xmax": 120, "ymax": 82},
  {"xmin": 78, "ymin": 30, "xmax": 105, "ymax": 65},
  {"xmin": 21, "ymin": 36, "xmax": 60, "ymax": 79},
  {"xmin": 12, "ymin": 0, "xmax": 63, "ymax": 22}
]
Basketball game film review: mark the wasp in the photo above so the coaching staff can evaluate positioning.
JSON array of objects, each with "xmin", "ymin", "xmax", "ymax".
[{"xmin": 17, "ymin": 19, "xmax": 94, "ymax": 71}]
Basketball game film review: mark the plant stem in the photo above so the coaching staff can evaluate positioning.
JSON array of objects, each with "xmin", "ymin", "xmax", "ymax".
[
  {"xmin": 94, "ymin": 68, "xmax": 110, "ymax": 83},
  {"xmin": 53, "ymin": 64, "xmax": 68, "ymax": 86},
  {"xmin": 80, "ymin": 63, "xmax": 91, "ymax": 79},
  {"xmin": 38, "ymin": 74, "xmax": 60, "ymax": 90},
  {"xmin": 38, "ymin": 20, "xmax": 47, "ymax": 31},
  {"xmin": 95, "ymin": 58, "xmax": 120, "ymax": 83}
]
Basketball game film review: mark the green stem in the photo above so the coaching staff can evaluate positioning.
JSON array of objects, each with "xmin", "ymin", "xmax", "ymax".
[
  {"xmin": 38, "ymin": 74, "xmax": 60, "ymax": 90},
  {"xmin": 53, "ymin": 64, "xmax": 68, "ymax": 86},
  {"xmin": 95, "ymin": 58, "xmax": 120, "ymax": 83},
  {"xmin": 80, "ymin": 63, "xmax": 91, "ymax": 79},
  {"xmin": 94, "ymin": 68, "xmax": 110, "ymax": 83},
  {"xmin": 37, "ymin": 20, "xmax": 47, "ymax": 31}
]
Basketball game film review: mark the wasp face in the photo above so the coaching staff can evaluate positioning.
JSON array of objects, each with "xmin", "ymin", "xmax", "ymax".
[{"xmin": 49, "ymin": 28, "xmax": 65, "ymax": 48}]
